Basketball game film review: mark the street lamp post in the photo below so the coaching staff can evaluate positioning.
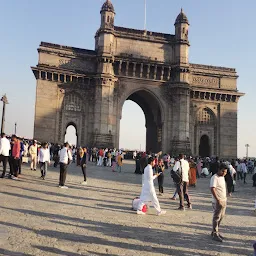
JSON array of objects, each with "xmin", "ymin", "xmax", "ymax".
[
  {"xmin": 0, "ymin": 94, "xmax": 8, "ymax": 134},
  {"xmin": 15, "ymin": 122, "xmax": 17, "ymax": 134},
  {"xmin": 245, "ymin": 144, "xmax": 250, "ymax": 159}
]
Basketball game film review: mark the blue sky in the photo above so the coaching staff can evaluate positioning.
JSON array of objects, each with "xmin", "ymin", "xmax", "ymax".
[{"xmin": 0, "ymin": 0, "xmax": 255, "ymax": 157}]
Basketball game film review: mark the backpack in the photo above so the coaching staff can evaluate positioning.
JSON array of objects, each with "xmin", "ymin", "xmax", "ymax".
[{"xmin": 171, "ymin": 161, "xmax": 183, "ymax": 184}]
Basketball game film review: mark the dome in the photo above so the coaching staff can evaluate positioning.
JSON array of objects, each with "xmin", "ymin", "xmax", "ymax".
[
  {"xmin": 175, "ymin": 8, "xmax": 189, "ymax": 25},
  {"xmin": 101, "ymin": 0, "xmax": 115, "ymax": 13}
]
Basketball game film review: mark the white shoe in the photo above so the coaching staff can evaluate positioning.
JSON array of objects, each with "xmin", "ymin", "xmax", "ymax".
[
  {"xmin": 11, "ymin": 176, "xmax": 18, "ymax": 180},
  {"xmin": 137, "ymin": 210, "xmax": 146, "ymax": 215},
  {"xmin": 157, "ymin": 210, "xmax": 166, "ymax": 216},
  {"xmin": 81, "ymin": 181, "xmax": 87, "ymax": 185},
  {"xmin": 60, "ymin": 186, "xmax": 68, "ymax": 189}
]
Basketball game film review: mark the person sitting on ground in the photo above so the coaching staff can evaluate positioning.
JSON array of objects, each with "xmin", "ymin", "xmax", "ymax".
[{"xmin": 201, "ymin": 164, "xmax": 209, "ymax": 178}]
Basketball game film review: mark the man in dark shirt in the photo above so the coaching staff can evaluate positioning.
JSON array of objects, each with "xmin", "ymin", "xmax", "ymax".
[{"xmin": 210, "ymin": 157, "xmax": 220, "ymax": 176}]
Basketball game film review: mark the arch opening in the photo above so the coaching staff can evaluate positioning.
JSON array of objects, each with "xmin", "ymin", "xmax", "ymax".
[
  {"xmin": 64, "ymin": 124, "xmax": 78, "ymax": 147},
  {"xmin": 119, "ymin": 90, "xmax": 163, "ymax": 153},
  {"xmin": 199, "ymin": 135, "xmax": 210, "ymax": 157}
]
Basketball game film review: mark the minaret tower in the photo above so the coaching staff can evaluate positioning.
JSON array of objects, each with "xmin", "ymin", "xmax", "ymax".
[
  {"xmin": 93, "ymin": 0, "xmax": 117, "ymax": 148},
  {"xmin": 174, "ymin": 8, "xmax": 190, "ymax": 83},
  {"xmin": 169, "ymin": 9, "xmax": 191, "ymax": 155}
]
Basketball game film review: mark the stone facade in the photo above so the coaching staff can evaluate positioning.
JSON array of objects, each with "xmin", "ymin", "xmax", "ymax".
[{"xmin": 31, "ymin": 1, "xmax": 244, "ymax": 159}]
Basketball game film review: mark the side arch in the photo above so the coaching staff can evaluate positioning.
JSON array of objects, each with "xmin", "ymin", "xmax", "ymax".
[
  {"xmin": 194, "ymin": 106, "xmax": 217, "ymax": 157},
  {"xmin": 58, "ymin": 91, "xmax": 86, "ymax": 146}
]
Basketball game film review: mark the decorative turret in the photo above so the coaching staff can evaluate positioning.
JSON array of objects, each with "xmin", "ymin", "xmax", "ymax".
[
  {"xmin": 175, "ymin": 8, "xmax": 189, "ymax": 42},
  {"xmin": 100, "ymin": 0, "xmax": 115, "ymax": 30},
  {"xmin": 174, "ymin": 8, "xmax": 190, "ymax": 66}
]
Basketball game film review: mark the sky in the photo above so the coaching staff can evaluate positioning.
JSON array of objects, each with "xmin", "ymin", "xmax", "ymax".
[{"xmin": 0, "ymin": 0, "xmax": 255, "ymax": 157}]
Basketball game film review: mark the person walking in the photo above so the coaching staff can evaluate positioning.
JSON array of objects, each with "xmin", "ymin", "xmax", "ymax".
[
  {"xmin": 210, "ymin": 163, "xmax": 228, "ymax": 242},
  {"xmin": 58, "ymin": 142, "xmax": 72, "ymax": 189},
  {"xmin": 38, "ymin": 143, "xmax": 50, "ymax": 180},
  {"xmin": 29, "ymin": 140, "xmax": 38, "ymax": 171},
  {"xmin": 172, "ymin": 154, "xmax": 192, "ymax": 210},
  {"xmin": 0, "ymin": 133, "xmax": 11, "ymax": 178},
  {"xmin": 137, "ymin": 157, "xmax": 166, "ymax": 216},
  {"xmin": 80, "ymin": 147, "xmax": 88, "ymax": 185}
]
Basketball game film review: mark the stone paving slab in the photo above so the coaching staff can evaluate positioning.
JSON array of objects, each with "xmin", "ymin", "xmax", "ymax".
[{"xmin": 0, "ymin": 160, "xmax": 255, "ymax": 256}]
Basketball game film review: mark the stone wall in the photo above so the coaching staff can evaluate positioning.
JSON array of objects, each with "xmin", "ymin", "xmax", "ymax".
[
  {"xmin": 114, "ymin": 37, "xmax": 174, "ymax": 63},
  {"xmin": 34, "ymin": 79, "xmax": 58, "ymax": 142}
]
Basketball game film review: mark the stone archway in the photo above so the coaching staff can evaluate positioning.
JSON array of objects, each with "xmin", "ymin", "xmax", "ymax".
[
  {"xmin": 118, "ymin": 89, "xmax": 163, "ymax": 153},
  {"xmin": 64, "ymin": 122, "xmax": 78, "ymax": 146},
  {"xmin": 194, "ymin": 107, "xmax": 217, "ymax": 157},
  {"xmin": 199, "ymin": 134, "xmax": 210, "ymax": 157},
  {"xmin": 58, "ymin": 92, "xmax": 86, "ymax": 146}
]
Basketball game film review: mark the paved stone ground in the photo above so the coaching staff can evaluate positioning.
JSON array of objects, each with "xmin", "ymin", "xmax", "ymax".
[{"xmin": 0, "ymin": 160, "xmax": 255, "ymax": 256}]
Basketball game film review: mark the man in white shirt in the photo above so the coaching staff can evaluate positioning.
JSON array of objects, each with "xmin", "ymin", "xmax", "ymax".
[
  {"xmin": 58, "ymin": 142, "xmax": 72, "ymax": 188},
  {"xmin": 38, "ymin": 143, "xmax": 50, "ymax": 180},
  {"xmin": 210, "ymin": 163, "xmax": 228, "ymax": 242},
  {"xmin": 0, "ymin": 133, "xmax": 11, "ymax": 178},
  {"xmin": 172, "ymin": 154, "xmax": 192, "ymax": 210}
]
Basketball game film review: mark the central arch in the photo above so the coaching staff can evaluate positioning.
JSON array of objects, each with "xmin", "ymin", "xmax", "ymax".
[{"xmin": 119, "ymin": 89, "xmax": 163, "ymax": 153}]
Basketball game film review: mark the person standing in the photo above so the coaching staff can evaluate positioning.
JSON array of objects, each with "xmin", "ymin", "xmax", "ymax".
[
  {"xmin": 97, "ymin": 148, "xmax": 104, "ymax": 166},
  {"xmin": 80, "ymin": 147, "xmax": 88, "ymax": 185},
  {"xmin": 18, "ymin": 139, "xmax": 24, "ymax": 175},
  {"xmin": 29, "ymin": 140, "xmax": 38, "ymax": 171},
  {"xmin": 210, "ymin": 163, "xmax": 228, "ymax": 242},
  {"xmin": 0, "ymin": 133, "xmax": 11, "ymax": 178},
  {"xmin": 116, "ymin": 153, "xmax": 123, "ymax": 173},
  {"xmin": 172, "ymin": 154, "xmax": 192, "ymax": 210},
  {"xmin": 10, "ymin": 135, "xmax": 20, "ymax": 180},
  {"xmin": 189, "ymin": 159, "xmax": 197, "ymax": 187},
  {"xmin": 38, "ymin": 143, "xmax": 50, "ymax": 180},
  {"xmin": 137, "ymin": 157, "xmax": 166, "ymax": 216},
  {"xmin": 241, "ymin": 160, "xmax": 248, "ymax": 184},
  {"xmin": 157, "ymin": 159, "xmax": 165, "ymax": 195},
  {"xmin": 58, "ymin": 142, "xmax": 72, "ymax": 189}
]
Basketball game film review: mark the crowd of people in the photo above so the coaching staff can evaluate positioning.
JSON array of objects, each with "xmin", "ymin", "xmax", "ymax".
[{"xmin": 0, "ymin": 132, "xmax": 256, "ymax": 244}]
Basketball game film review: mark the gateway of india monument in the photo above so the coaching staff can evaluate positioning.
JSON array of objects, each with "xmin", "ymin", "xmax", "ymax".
[{"xmin": 31, "ymin": 0, "xmax": 244, "ymax": 158}]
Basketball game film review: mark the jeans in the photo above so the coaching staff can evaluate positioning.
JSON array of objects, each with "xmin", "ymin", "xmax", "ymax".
[
  {"xmin": 237, "ymin": 172, "xmax": 243, "ymax": 180},
  {"xmin": 158, "ymin": 174, "xmax": 164, "ymax": 193},
  {"xmin": 10, "ymin": 158, "xmax": 19, "ymax": 177},
  {"xmin": 177, "ymin": 182, "xmax": 191, "ymax": 208},
  {"xmin": 0, "ymin": 155, "xmax": 9, "ymax": 177},
  {"xmin": 116, "ymin": 165, "xmax": 122, "ymax": 172},
  {"xmin": 59, "ymin": 163, "xmax": 68, "ymax": 186},
  {"xmin": 40, "ymin": 162, "xmax": 48, "ymax": 177},
  {"xmin": 212, "ymin": 201, "xmax": 227, "ymax": 234},
  {"xmin": 81, "ymin": 164, "xmax": 87, "ymax": 181}
]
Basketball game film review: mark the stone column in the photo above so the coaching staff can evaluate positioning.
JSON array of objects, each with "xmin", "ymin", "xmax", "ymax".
[
  {"xmin": 133, "ymin": 62, "xmax": 136, "ymax": 77},
  {"xmin": 125, "ymin": 62, "xmax": 129, "ymax": 76},
  {"xmin": 154, "ymin": 65, "xmax": 157, "ymax": 80},
  {"xmin": 146, "ymin": 65, "xmax": 150, "ymax": 79},
  {"xmin": 167, "ymin": 67, "xmax": 171, "ymax": 80},
  {"xmin": 160, "ymin": 67, "xmax": 164, "ymax": 80},
  {"xmin": 118, "ymin": 61, "xmax": 122, "ymax": 75},
  {"xmin": 169, "ymin": 85, "xmax": 191, "ymax": 155},
  {"xmin": 140, "ymin": 63, "xmax": 143, "ymax": 78}
]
